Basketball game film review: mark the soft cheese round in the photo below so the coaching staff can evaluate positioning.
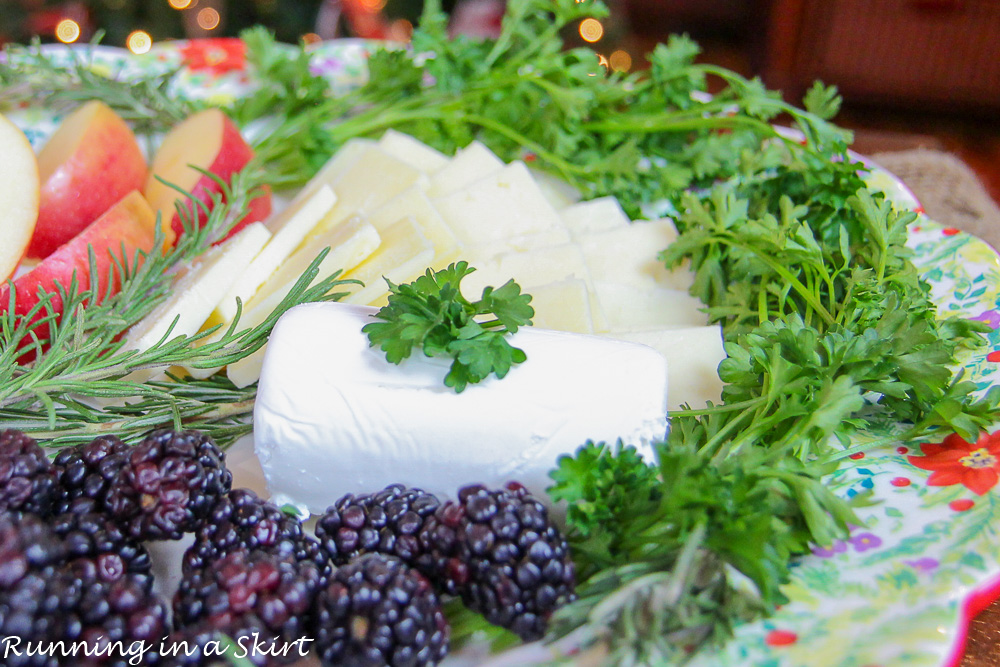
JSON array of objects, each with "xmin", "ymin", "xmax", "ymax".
[{"xmin": 253, "ymin": 302, "xmax": 669, "ymax": 515}]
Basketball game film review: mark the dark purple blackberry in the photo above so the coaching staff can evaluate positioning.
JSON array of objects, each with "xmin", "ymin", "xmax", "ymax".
[
  {"xmin": 316, "ymin": 484, "xmax": 441, "ymax": 568},
  {"xmin": 52, "ymin": 435, "xmax": 131, "ymax": 516},
  {"xmin": 174, "ymin": 548, "xmax": 324, "ymax": 654},
  {"xmin": 52, "ymin": 509, "xmax": 152, "ymax": 583},
  {"xmin": 183, "ymin": 489, "xmax": 327, "ymax": 575},
  {"xmin": 0, "ymin": 429, "xmax": 60, "ymax": 516},
  {"xmin": 0, "ymin": 514, "xmax": 168, "ymax": 667},
  {"xmin": 0, "ymin": 512, "xmax": 67, "ymax": 590},
  {"xmin": 106, "ymin": 429, "xmax": 232, "ymax": 541},
  {"xmin": 418, "ymin": 482, "xmax": 576, "ymax": 641},
  {"xmin": 312, "ymin": 553, "xmax": 449, "ymax": 667},
  {"xmin": 65, "ymin": 571, "xmax": 170, "ymax": 666}
]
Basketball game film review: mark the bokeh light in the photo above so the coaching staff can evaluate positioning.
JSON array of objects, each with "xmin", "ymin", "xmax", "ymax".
[
  {"xmin": 579, "ymin": 18, "xmax": 604, "ymax": 43},
  {"xmin": 127, "ymin": 30, "xmax": 152, "ymax": 54},
  {"xmin": 610, "ymin": 49, "xmax": 632, "ymax": 72},
  {"xmin": 55, "ymin": 19, "xmax": 81, "ymax": 44},
  {"xmin": 197, "ymin": 7, "xmax": 221, "ymax": 30},
  {"xmin": 168, "ymin": 0, "xmax": 192, "ymax": 9}
]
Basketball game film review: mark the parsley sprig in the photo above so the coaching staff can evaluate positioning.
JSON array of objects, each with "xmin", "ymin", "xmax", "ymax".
[{"xmin": 363, "ymin": 262, "xmax": 534, "ymax": 393}]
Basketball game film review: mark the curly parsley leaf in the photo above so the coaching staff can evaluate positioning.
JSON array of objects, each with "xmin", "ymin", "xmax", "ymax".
[{"xmin": 363, "ymin": 262, "xmax": 533, "ymax": 393}]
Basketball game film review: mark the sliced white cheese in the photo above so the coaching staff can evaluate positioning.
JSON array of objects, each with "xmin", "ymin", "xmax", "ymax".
[
  {"xmin": 122, "ymin": 223, "xmax": 271, "ymax": 384},
  {"xmin": 605, "ymin": 326, "xmax": 726, "ymax": 410},
  {"xmin": 368, "ymin": 186, "xmax": 462, "ymax": 268},
  {"xmin": 527, "ymin": 279, "xmax": 594, "ymax": 334},
  {"xmin": 378, "ymin": 129, "xmax": 449, "ymax": 173},
  {"xmin": 298, "ymin": 138, "xmax": 375, "ymax": 201},
  {"xmin": 253, "ymin": 302, "xmax": 669, "ymax": 514},
  {"xmin": 578, "ymin": 218, "xmax": 691, "ymax": 291},
  {"xmin": 425, "ymin": 140, "xmax": 504, "ymax": 198},
  {"xmin": 309, "ymin": 146, "xmax": 426, "ymax": 236},
  {"xmin": 341, "ymin": 217, "xmax": 435, "ymax": 306},
  {"xmin": 529, "ymin": 167, "xmax": 582, "ymax": 210},
  {"xmin": 458, "ymin": 244, "xmax": 607, "ymax": 332},
  {"xmin": 219, "ymin": 217, "xmax": 382, "ymax": 387},
  {"xmin": 431, "ymin": 161, "xmax": 571, "ymax": 253},
  {"xmin": 209, "ymin": 185, "xmax": 337, "ymax": 328},
  {"xmin": 560, "ymin": 196, "xmax": 631, "ymax": 236},
  {"xmin": 594, "ymin": 281, "xmax": 707, "ymax": 331}
]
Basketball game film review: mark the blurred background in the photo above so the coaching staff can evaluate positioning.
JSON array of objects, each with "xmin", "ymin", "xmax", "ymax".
[{"xmin": 0, "ymin": 0, "xmax": 997, "ymax": 228}]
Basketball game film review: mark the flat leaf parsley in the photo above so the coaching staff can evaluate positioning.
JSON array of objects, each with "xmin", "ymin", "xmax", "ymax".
[{"xmin": 363, "ymin": 262, "xmax": 534, "ymax": 393}]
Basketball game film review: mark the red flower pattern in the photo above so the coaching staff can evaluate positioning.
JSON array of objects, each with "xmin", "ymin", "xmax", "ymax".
[
  {"xmin": 908, "ymin": 432, "xmax": 1000, "ymax": 496},
  {"xmin": 178, "ymin": 39, "xmax": 246, "ymax": 75}
]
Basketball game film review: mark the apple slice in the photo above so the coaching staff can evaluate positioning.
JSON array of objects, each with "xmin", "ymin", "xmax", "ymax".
[
  {"xmin": 29, "ymin": 101, "xmax": 147, "ymax": 260},
  {"xmin": 0, "ymin": 191, "xmax": 157, "ymax": 356},
  {"xmin": 144, "ymin": 108, "xmax": 270, "ymax": 246},
  {"xmin": 0, "ymin": 112, "xmax": 40, "ymax": 281}
]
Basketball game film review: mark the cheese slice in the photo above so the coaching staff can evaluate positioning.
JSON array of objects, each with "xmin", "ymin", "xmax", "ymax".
[
  {"xmin": 309, "ymin": 146, "xmax": 426, "ymax": 235},
  {"xmin": 209, "ymin": 185, "xmax": 337, "ymax": 328},
  {"xmin": 595, "ymin": 281, "xmax": 707, "ymax": 331},
  {"xmin": 341, "ymin": 217, "xmax": 435, "ymax": 306},
  {"xmin": 425, "ymin": 141, "xmax": 504, "ymax": 198},
  {"xmin": 560, "ymin": 196, "xmax": 631, "ymax": 236},
  {"xmin": 527, "ymin": 279, "xmax": 594, "ymax": 334},
  {"xmin": 578, "ymin": 218, "xmax": 691, "ymax": 291},
  {"xmin": 253, "ymin": 302, "xmax": 669, "ymax": 514},
  {"xmin": 431, "ymin": 161, "xmax": 571, "ymax": 252},
  {"xmin": 367, "ymin": 187, "xmax": 462, "ymax": 268},
  {"xmin": 605, "ymin": 326, "xmax": 726, "ymax": 410},
  {"xmin": 122, "ymin": 223, "xmax": 271, "ymax": 384},
  {"xmin": 378, "ymin": 129, "xmax": 449, "ymax": 173}
]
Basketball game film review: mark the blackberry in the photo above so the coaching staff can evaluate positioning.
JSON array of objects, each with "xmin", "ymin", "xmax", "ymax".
[
  {"xmin": 312, "ymin": 553, "xmax": 449, "ymax": 667},
  {"xmin": 316, "ymin": 484, "xmax": 440, "ymax": 568},
  {"xmin": 174, "ymin": 548, "xmax": 324, "ymax": 652},
  {"xmin": 52, "ymin": 435, "xmax": 131, "ymax": 516},
  {"xmin": 419, "ymin": 482, "xmax": 576, "ymax": 641},
  {"xmin": 183, "ymin": 489, "xmax": 327, "ymax": 575},
  {"xmin": 106, "ymin": 429, "xmax": 232, "ymax": 541},
  {"xmin": 0, "ymin": 514, "xmax": 168, "ymax": 666},
  {"xmin": 0, "ymin": 512, "xmax": 66, "ymax": 590},
  {"xmin": 52, "ymin": 509, "xmax": 152, "ymax": 583},
  {"xmin": 0, "ymin": 429, "xmax": 60, "ymax": 516}
]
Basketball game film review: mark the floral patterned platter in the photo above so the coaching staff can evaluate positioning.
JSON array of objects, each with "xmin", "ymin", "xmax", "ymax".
[{"xmin": 6, "ymin": 38, "xmax": 1000, "ymax": 667}]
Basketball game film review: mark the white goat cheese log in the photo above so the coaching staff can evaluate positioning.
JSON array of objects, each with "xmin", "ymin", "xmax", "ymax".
[{"xmin": 253, "ymin": 302, "xmax": 669, "ymax": 515}]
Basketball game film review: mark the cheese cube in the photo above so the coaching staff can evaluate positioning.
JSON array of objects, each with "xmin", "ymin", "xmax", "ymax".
[{"xmin": 253, "ymin": 302, "xmax": 669, "ymax": 514}]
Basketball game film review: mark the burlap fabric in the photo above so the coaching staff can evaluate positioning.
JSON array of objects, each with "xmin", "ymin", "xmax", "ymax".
[{"xmin": 873, "ymin": 148, "xmax": 1000, "ymax": 252}]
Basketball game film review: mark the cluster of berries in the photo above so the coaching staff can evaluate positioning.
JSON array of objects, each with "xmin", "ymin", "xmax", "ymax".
[{"xmin": 0, "ymin": 428, "xmax": 576, "ymax": 666}]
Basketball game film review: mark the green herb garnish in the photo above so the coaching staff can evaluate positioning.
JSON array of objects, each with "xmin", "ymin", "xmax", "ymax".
[{"xmin": 363, "ymin": 262, "xmax": 533, "ymax": 393}]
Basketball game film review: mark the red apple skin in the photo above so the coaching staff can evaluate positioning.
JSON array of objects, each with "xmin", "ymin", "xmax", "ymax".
[
  {"xmin": 1, "ymin": 191, "xmax": 157, "ymax": 359},
  {"xmin": 144, "ymin": 108, "xmax": 271, "ymax": 247},
  {"xmin": 28, "ymin": 101, "xmax": 148, "ymax": 260}
]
